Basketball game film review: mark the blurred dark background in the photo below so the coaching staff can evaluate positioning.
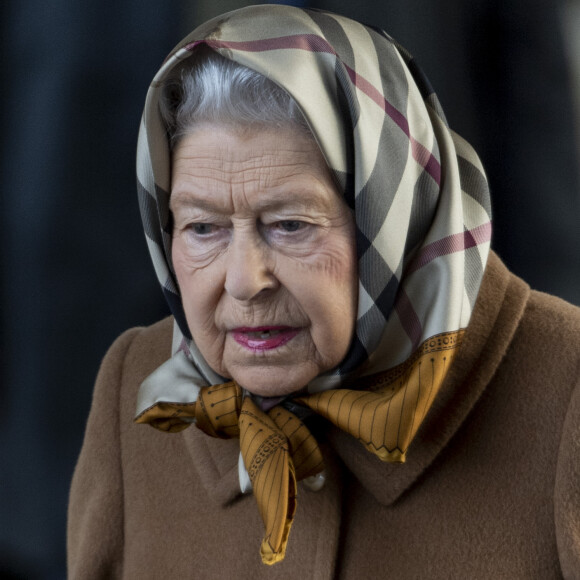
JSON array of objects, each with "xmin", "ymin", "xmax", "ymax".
[{"xmin": 2, "ymin": 1, "xmax": 579, "ymax": 577}]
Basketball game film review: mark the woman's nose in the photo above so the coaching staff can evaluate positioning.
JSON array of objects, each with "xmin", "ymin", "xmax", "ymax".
[{"xmin": 224, "ymin": 234, "xmax": 279, "ymax": 301}]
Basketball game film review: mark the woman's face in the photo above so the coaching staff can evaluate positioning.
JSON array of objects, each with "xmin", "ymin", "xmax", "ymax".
[{"xmin": 170, "ymin": 125, "xmax": 358, "ymax": 397}]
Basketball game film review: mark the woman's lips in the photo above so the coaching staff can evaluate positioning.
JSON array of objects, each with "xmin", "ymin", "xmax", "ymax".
[{"xmin": 231, "ymin": 326, "xmax": 300, "ymax": 351}]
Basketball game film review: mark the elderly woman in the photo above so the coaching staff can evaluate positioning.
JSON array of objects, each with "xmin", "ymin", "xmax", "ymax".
[{"xmin": 68, "ymin": 5, "xmax": 580, "ymax": 578}]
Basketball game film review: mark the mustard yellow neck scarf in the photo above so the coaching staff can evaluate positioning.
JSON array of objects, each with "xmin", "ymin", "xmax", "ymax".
[{"xmin": 136, "ymin": 329, "xmax": 463, "ymax": 564}]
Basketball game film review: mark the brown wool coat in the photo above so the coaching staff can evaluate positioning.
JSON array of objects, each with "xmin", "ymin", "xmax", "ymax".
[{"xmin": 68, "ymin": 253, "xmax": 580, "ymax": 579}]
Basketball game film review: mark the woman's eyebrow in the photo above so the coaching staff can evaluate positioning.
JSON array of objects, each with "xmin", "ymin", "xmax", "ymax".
[
  {"xmin": 253, "ymin": 192, "xmax": 331, "ymax": 213},
  {"xmin": 170, "ymin": 188, "xmax": 333, "ymax": 214},
  {"xmin": 169, "ymin": 194, "xmax": 227, "ymax": 214}
]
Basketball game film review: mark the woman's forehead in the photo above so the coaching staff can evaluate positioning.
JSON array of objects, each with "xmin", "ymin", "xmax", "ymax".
[
  {"xmin": 169, "ymin": 125, "xmax": 340, "ymax": 212},
  {"xmin": 172, "ymin": 127, "xmax": 334, "ymax": 206}
]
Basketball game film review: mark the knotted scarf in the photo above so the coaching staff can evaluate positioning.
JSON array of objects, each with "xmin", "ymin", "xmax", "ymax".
[{"xmin": 135, "ymin": 4, "xmax": 492, "ymax": 565}]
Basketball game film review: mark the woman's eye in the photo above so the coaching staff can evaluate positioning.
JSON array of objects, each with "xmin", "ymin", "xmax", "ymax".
[
  {"xmin": 277, "ymin": 220, "xmax": 303, "ymax": 232},
  {"xmin": 190, "ymin": 223, "xmax": 216, "ymax": 235}
]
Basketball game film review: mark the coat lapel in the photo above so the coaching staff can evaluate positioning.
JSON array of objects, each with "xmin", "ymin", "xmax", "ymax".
[{"xmin": 182, "ymin": 426, "xmax": 243, "ymax": 505}]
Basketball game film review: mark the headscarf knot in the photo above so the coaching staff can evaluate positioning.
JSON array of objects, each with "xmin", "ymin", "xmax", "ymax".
[{"xmin": 136, "ymin": 381, "xmax": 324, "ymax": 565}]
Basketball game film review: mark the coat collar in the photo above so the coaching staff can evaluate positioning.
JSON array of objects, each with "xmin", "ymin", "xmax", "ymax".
[{"xmin": 182, "ymin": 252, "xmax": 530, "ymax": 507}]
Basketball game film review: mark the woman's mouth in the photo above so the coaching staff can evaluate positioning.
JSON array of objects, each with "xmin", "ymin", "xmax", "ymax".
[{"xmin": 231, "ymin": 326, "xmax": 300, "ymax": 351}]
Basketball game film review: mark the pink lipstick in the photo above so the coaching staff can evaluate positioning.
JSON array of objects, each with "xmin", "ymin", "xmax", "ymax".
[{"xmin": 231, "ymin": 326, "xmax": 299, "ymax": 351}]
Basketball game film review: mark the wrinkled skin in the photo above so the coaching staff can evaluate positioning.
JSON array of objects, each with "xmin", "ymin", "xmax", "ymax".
[{"xmin": 170, "ymin": 125, "xmax": 358, "ymax": 397}]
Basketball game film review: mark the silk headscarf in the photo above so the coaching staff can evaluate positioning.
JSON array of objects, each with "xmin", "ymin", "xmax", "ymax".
[{"xmin": 135, "ymin": 3, "xmax": 492, "ymax": 564}]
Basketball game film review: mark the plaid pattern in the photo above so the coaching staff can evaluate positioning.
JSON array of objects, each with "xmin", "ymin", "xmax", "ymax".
[{"xmin": 136, "ymin": 4, "xmax": 491, "ymax": 392}]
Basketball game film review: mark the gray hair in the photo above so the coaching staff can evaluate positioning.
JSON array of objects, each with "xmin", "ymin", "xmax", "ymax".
[{"xmin": 160, "ymin": 45, "xmax": 311, "ymax": 146}]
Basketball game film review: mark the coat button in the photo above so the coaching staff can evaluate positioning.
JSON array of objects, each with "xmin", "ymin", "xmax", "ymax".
[{"xmin": 302, "ymin": 471, "xmax": 326, "ymax": 491}]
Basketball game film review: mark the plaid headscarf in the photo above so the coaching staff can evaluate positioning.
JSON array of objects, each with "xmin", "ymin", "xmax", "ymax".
[{"xmin": 137, "ymin": 4, "xmax": 491, "ymax": 391}]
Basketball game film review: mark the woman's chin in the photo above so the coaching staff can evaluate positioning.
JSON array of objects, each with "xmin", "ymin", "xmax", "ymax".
[{"xmin": 228, "ymin": 365, "xmax": 314, "ymax": 398}]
